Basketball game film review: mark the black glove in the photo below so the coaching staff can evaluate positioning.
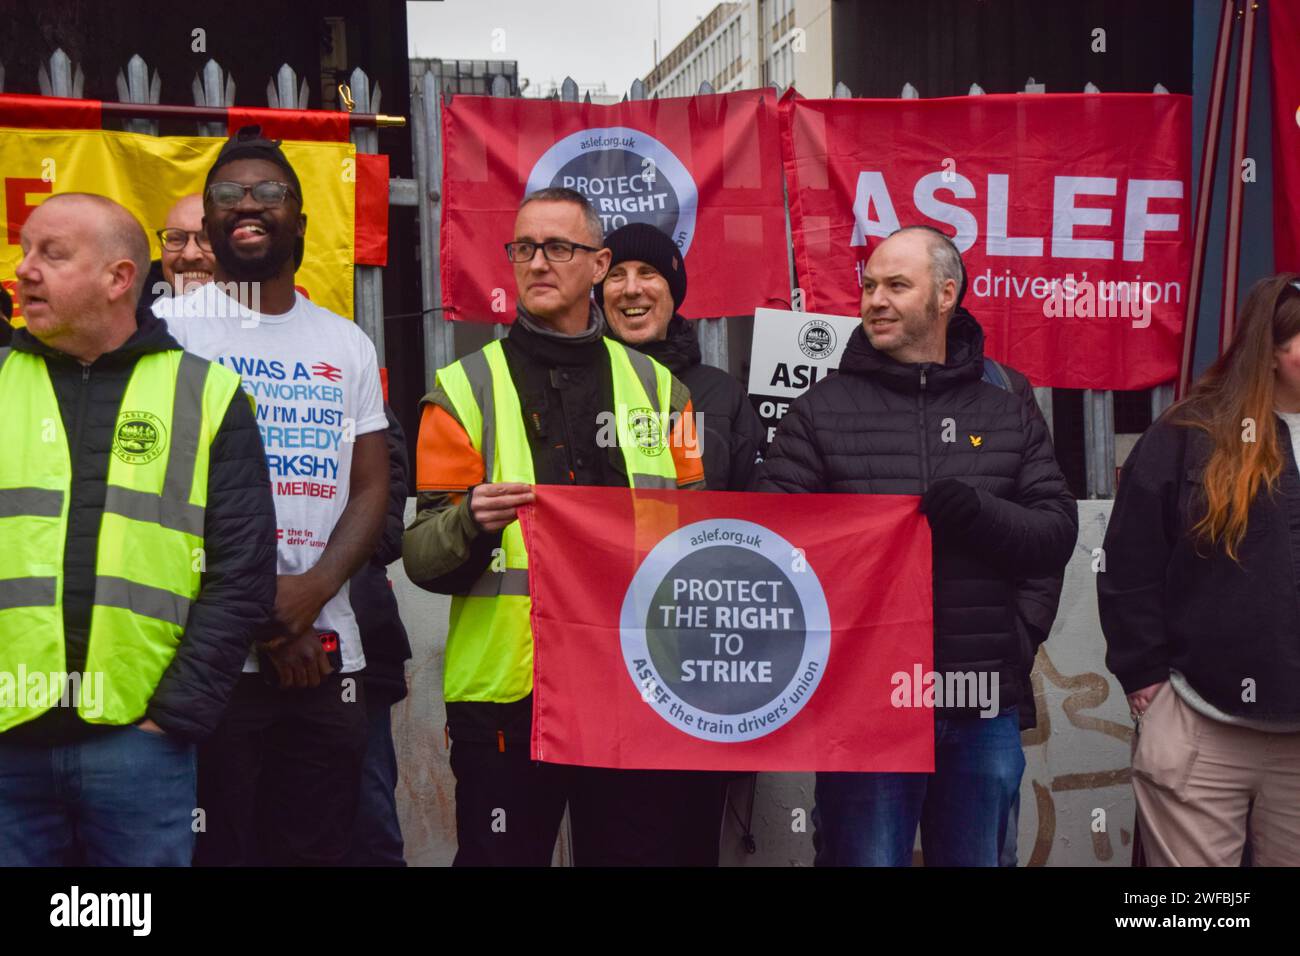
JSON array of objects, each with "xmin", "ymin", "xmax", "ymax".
[{"xmin": 920, "ymin": 478, "xmax": 981, "ymax": 534}]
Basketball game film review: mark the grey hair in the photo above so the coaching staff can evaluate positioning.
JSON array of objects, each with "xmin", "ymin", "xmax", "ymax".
[
  {"xmin": 892, "ymin": 224, "xmax": 964, "ymax": 304},
  {"xmin": 519, "ymin": 187, "xmax": 603, "ymax": 245},
  {"xmin": 43, "ymin": 192, "xmax": 152, "ymax": 303}
]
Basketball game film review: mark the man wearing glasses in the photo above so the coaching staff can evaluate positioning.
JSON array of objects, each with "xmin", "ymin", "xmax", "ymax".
[
  {"xmin": 403, "ymin": 187, "xmax": 708, "ymax": 866},
  {"xmin": 154, "ymin": 126, "xmax": 389, "ymax": 866},
  {"xmin": 155, "ymin": 194, "xmax": 215, "ymax": 298}
]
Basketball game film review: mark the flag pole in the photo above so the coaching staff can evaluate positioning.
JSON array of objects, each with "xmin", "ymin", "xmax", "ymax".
[
  {"xmin": 1179, "ymin": 0, "xmax": 1235, "ymax": 399},
  {"xmin": 1219, "ymin": 0, "xmax": 1258, "ymax": 349},
  {"xmin": 93, "ymin": 100, "xmax": 406, "ymax": 128}
]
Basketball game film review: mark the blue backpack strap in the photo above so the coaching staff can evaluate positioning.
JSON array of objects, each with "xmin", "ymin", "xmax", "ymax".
[{"xmin": 982, "ymin": 356, "xmax": 1012, "ymax": 392}]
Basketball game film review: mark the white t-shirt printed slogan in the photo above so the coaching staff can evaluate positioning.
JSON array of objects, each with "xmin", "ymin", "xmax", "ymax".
[{"xmin": 155, "ymin": 284, "xmax": 387, "ymax": 672}]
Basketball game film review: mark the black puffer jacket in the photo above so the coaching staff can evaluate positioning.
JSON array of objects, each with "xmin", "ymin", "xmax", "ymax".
[
  {"xmin": 351, "ymin": 404, "xmax": 412, "ymax": 705},
  {"xmin": 1002, "ymin": 371, "xmax": 1067, "ymax": 731},
  {"xmin": 1099, "ymin": 415, "xmax": 1300, "ymax": 717},
  {"xmin": 3, "ymin": 310, "xmax": 277, "ymax": 744},
  {"xmin": 758, "ymin": 310, "xmax": 1078, "ymax": 713},
  {"xmin": 613, "ymin": 315, "xmax": 764, "ymax": 491}
]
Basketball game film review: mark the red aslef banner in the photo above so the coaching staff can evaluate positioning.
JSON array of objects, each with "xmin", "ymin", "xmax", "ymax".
[
  {"xmin": 781, "ymin": 92, "xmax": 1192, "ymax": 390},
  {"xmin": 441, "ymin": 90, "xmax": 791, "ymax": 323},
  {"xmin": 1271, "ymin": 0, "xmax": 1300, "ymax": 272},
  {"xmin": 518, "ymin": 486, "xmax": 935, "ymax": 772}
]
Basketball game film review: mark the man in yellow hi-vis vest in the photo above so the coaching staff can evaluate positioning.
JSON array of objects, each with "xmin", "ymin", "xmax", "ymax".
[
  {"xmin": 0, "ymin": 194, "xmax": 277, "ymax": 866},
  {"xmin": 403, "ymin": 188, "xmax": 715, "ymax": 866}
]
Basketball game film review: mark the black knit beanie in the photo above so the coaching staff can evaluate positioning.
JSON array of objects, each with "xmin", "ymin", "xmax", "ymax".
[{"xmin": 597, "ymin": 222, "xmax": 687, "ymax": 312}]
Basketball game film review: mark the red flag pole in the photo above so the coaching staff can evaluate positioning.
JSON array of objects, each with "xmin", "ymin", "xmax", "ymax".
[
  {"xmin": 1220, "ymin": 0, "xmax": 1258, "ymax": 351},
  {"xmin": 97, "ymin": 101, "xmax": 405, "ymax": 128},
  {"xmin": 1179, "ymin": 0, "xmax": 1236, "ymax": 399}
]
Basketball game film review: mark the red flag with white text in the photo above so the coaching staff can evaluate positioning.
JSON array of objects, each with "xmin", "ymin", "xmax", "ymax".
[
  {"xmin": 780, "ymin": 92, "xmax": 1192, "ymax": 390},
  {"xmin": 441, "ymin": 90, "xmax": 791, "ymax": 323},
  {"xmin": 518, "ymin": 486, "xmax": 935, "ymax": 772}
]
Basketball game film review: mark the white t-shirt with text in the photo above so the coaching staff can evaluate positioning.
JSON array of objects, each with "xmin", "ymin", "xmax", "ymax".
[{"xmin": 155, "ymin": 284, "xmax": 387, "ymax": 672}]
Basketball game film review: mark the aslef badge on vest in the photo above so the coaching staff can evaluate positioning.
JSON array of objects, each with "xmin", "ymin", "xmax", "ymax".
[
  {"xmin": 112, "ymin": 411, "xmax": 167, "ymax": 465},
  {"xmin": 626, "ymin": 406, "xmax": 666, "ymax": 458}
]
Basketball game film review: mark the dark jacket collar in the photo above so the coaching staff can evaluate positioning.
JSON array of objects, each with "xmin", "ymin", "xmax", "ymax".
[
  {"xmin": 838, "ymin": 307, "xmax": 986, "ymax": 393},
  {"xmin": 12, "ymin": 302, "xmax": 181, "ymax": 367},
  {"xmin": 609, "ymin": 313, "xmax": 700, "ymax": 375},
  {"xmin": 506, "ymin": 301, "xmax": 608, "ymax": 367}
]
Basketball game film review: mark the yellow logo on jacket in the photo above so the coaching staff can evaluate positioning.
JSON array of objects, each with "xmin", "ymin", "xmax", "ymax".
[
  {"xmin": 969, "ymin": 435, "xmax": 983, "ymax": 448},
  {"xmin": 113, "ymin": 411, "xmax": 167, "ymax": 465}
]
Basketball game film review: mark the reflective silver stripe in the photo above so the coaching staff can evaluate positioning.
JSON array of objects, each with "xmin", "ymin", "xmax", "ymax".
[
  {"xmin": 466, "ymin": 567, "xmax": 530, "ymax": 598},
  {"xmin": 630, "ymin": 474, "xmax": 678, "ymax": 489},
  {"xmin": 460, "ymin": 349, "xmax": 495, "ymax": 481},
  {"xmin": 103, "ymin": 485, "xmax": 205, "ymax": 537},
  {"xmin": 0, "ymin": 487, "xmax": 64, "ymax": 519},
  {"xmin": 621, "ymin": 346, "xmax": 662, "ymax": 407},
  {"xmin": 94, "ymin": 575, "xmax": 190, "ymax": 627},
  {"xmin": 0, "ymin": 576, "xmax": 57, "ymax": 611},
  {"xmin": 164, "ymin": 352, "xmax": 210, "ymax": 502}
]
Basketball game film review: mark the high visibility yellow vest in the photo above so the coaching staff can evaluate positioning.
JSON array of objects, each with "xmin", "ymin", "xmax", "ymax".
[
  {"xmin": 0, "ymin": 346, "xmax": 242, "ymax": 730},
  {"xmin": 435, "ymin": 338, "xmax": 679, "ymax": 703}
]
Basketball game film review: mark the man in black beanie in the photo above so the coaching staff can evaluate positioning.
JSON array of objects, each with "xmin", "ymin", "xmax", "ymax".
[
  {"xmin": 599, "ymin": 224, "xmax": 763, "ymax": 867},
  {"xmin": 599, "ymin": 222, "xmax": 764, "ymax": 491}
]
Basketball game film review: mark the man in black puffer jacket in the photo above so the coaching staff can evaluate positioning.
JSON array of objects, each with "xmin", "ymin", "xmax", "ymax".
[
  {"xmin": 759, "ymin": 226, "xmax": 1077, "ymax": 867},
  {"xmin": 0, "ymin": 194, "xmax": 276, "ymax": 866},
  {"xmin": 599, "ymin": 222, "xmax": 764, "ymax": 492}
]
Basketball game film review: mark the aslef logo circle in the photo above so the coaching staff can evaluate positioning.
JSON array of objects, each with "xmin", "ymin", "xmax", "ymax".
[
  {"xmin": 626, "ymin": 406, "xmax": 665, "ymax": 456},
  {"xmin": 112, "ymin": 411, "xmax": 167, "ymax": 465},
  {"xmin": 526, "ymin": 126, "xmax": 699, "ymax": 254},
  {"xmin": 798, "ymin": 319, "xmax": 836, "ymax": 360},
  {"xmin": 620, "ymin": 519, "xmax": 830, "ymax": 742}
]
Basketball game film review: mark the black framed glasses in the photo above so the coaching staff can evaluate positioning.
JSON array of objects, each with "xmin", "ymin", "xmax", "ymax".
[
  {"xmin": 206, "ymin": 180, "xmax": 298, "ymax": 209},
  {"xmin": 156, "ymin": 228, "xmax": 212, "ymax": 252},
  {"xmin": 504, "ymin": 240, "xmax": 601, "ymax": 264}
]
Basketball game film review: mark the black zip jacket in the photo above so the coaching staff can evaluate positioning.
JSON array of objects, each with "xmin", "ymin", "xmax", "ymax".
[
  {"xmin": 612, "ymin": 314, "xmax": 764, "ymax": 491},
  {"xmin": 1001, "ymin": 369, "xmax": 1067, "ymax": 731},
  {"xmin": 405, "ymin": 311, "xmax": 700, "ymax": 745},
  {"xmin": 3, "ymin": 310, "xmax": 277, "ymax": 744},
  {"xmin": 758, "ymin": 310, "xmax": 1078, "ymax": 713},
  {"xmin": 351, "ymin": 404, "xmax": 412, "ymax": 705},
  {"xmin": 1099, "ymin": 415, "xmax": 1300, "ymax": 718}
]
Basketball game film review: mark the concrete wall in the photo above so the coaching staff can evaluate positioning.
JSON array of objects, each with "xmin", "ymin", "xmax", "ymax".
[{"xmin": 391, "ymin": 500, "xmax": 1130, "ymax": 866}]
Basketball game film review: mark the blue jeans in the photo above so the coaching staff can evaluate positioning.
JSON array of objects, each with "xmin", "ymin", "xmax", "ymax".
[
  {"xmin": 0, "ymin": 726, "xmax": 197, "ymax": 866},
  {"xmin": 346, "ymin": 696, "xmax": 406, "ymax": 866},
  {"xmin": 1001, "ymin": 790, "xmax": 1021, "ymax": 866},
  {"xmin": 813, "ymin": 708, "xmax": 1025, "ymax": 866}
]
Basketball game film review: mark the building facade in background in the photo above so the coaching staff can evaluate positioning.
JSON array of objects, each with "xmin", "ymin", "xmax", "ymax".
[
  {"xmin": 644, "ymin": 2, "xmax": 753, "ymax": 97},
  {"xmin": 642, "ymin": 0, "xmax": 833, "ymax": 99},
  {"xmin": 409, "ymin": 57, "xmax": 520, "ymax": 96}
]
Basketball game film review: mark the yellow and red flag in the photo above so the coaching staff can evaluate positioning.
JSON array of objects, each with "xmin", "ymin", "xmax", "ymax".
[{"xmin": 0, "ymin": 93, "xmax": 390, "ymax": 324}]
